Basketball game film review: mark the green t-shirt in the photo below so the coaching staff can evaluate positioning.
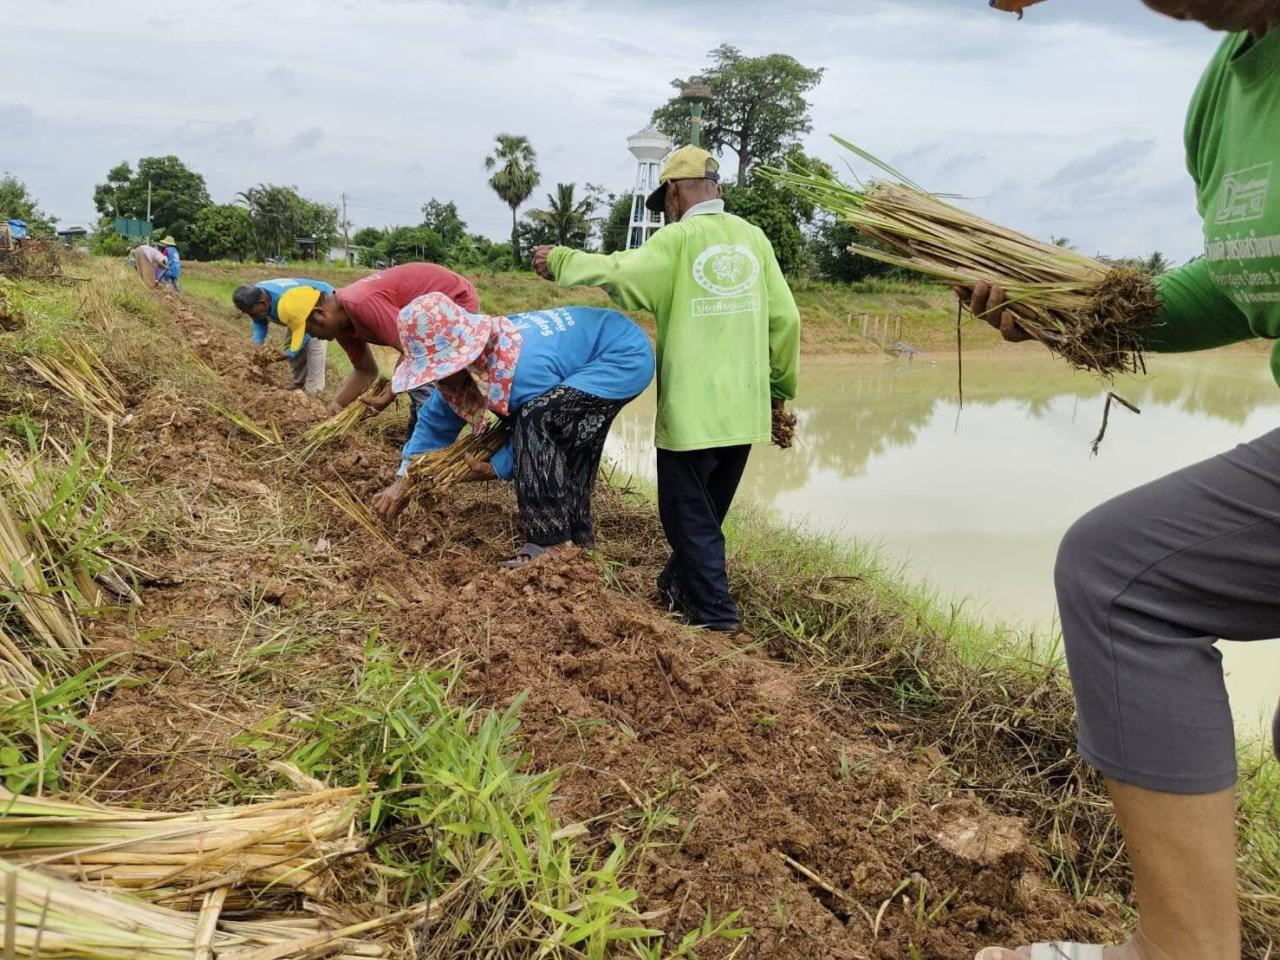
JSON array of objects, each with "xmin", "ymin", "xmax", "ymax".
[
  {"xmin": 548, "ymin": 201, "xmax": 801, "ymax": 451},
  {"xmin": 1150, "ymin": 28, "xmax": 1280, "ymax": 382}
]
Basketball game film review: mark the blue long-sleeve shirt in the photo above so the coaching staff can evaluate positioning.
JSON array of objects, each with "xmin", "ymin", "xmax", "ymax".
[
  {"xmin": 161, "ymin": 246, "xmax": 181, "ymax": 279},
  {"xmin": 248, "ymin": 278, "xmax": 335, "ymax": 357},
  {"xmin": 399, "ymin": 306, "xmax": 655, "ymax": 479}
]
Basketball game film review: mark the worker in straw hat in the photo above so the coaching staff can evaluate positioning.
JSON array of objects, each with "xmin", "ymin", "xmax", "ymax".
[
  {"xmin": 962, "ymin": 1, "xmax": 1280, "ymax": 959},
  {"xmin": 532, "ymin": 145, "xmax": 800, "ymax": 632},
  {"xmin": 369, "ymin": 293, "xmax": 654, "ymax": 569},
  {"xmin": 156, "ymin": 236, "xmax": 181, "ymax": 291},
  {"xmin": 232, "ymin": 279, "xmax": 336, "ymax": 396},
  {"xmin": 280, "ymin": 263, "xmax": 481, "ymax": 439}
]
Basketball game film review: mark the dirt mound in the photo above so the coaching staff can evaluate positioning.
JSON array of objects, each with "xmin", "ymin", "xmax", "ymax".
[{"xmin": 66, "ymin": 285, "xmax": 1127, "ymax": 958}]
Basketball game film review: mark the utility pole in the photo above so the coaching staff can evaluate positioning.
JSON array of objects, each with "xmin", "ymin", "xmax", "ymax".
[
  {"xmin": 341, "ymin": 192, "xmax": 350, "ymax": 261},
  {"xmin": 145, "ymin": 178, "xmax": 152, "ymax": 224}
]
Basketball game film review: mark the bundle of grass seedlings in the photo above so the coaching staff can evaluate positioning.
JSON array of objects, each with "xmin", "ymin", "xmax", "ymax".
[
  {"xmin": 406, "ymin": 422, "xmax": 512, "ymax": 495},
  {"xmin": 299, "ymin": 377, "xmax": 390, "ymax": 459},
  {"xmin": 0, "ymin": 778, "xmax": 362, "ymax": 908},
  {"xmin": 0, "ymin": 859, "xmax": 388, "ymax": 960},
  {"xmin": 762, "ymin": 137, "xmax": 1161, "ymax": 376}
]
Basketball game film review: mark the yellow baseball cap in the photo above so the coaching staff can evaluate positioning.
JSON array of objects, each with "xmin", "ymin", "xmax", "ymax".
[
  {"xmin": 646, "ymin": 146, "xmax": 721, "ymax": 212},
  {"xmin": 277, "ymin": 285, "xmax": 323, "ymax": 353}
]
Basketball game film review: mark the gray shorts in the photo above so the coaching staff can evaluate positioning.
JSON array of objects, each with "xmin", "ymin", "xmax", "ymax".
[
  {"xmin": 1057, "ymin": 428, "xmax": 1280, "ymax": 794},
  {"xmin": 287, "ymin": 338, "xmax": 328, "ymax": 396}
]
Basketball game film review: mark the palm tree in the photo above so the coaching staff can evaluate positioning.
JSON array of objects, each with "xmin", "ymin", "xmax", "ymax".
[
  {"xmin": 532, "ymin": 183, "xmax": 595, "ymax": 247},
  {"xmin": 484, "ymin": 134, "xmax": 540, "ymax": 265},
  {"xmin": 1143, "ymin": 250, "xmax": 1171, "ymax": 276}
]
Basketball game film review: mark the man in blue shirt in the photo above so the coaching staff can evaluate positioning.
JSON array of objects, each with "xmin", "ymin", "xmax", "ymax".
[{"xmin": 233, "ymin": 278, "xmax": 335, "ymax": 396}]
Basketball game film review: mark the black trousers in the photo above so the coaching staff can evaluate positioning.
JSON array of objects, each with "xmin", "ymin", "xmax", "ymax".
[
  {"xmin": 512, "ymin": 386, "xmax": 630, "ymax": 548},
  {"xmin": 656, "ymin": 445, "xmax": 751, "ymax": 630}
]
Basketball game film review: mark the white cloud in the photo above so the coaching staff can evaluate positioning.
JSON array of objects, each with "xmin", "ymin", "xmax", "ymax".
[{"xmin": 2, "ymin": 0, "xmax": 1222, "ymax": 257}]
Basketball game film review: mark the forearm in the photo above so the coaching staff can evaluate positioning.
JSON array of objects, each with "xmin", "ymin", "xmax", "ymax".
[
  {"xmin": 1146, "ymin": 260, "xmax": 1254, "ymax": 353},
  {"xmin": 331, "ymin": 368, "xmax": 376, "ymax": 411},
  {"xmin": 549, "ymin": 245, "xmax": 665, "ymax": 313}
]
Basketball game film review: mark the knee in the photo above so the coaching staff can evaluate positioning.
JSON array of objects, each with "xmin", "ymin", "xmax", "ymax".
[{"xmin": 1054, "ymin": 503, "xmax": 1116, "ymax": 603}]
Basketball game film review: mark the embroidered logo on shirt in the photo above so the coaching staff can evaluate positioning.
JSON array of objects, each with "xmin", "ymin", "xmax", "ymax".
[
  {"xmin": 1215, "ymin": 163, "xmax": 1272, "ymax": 225},
  {"xmin": 692, "ymin": 245, "xmax": 761, "ymax": 297}
]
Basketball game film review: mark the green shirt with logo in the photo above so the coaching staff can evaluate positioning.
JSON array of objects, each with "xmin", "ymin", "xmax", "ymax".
[
  {"xmin": 1150, "ymin": 28, "xmax": 1280, "ymax": 382},
  {"xmin": 547, "ymin": 201, "xmax": 801, "ymax": 451}
]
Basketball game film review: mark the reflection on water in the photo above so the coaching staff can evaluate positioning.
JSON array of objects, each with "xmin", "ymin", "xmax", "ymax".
[{"xmin": 606, "ymin": 350, "xmax": 1279, "ymax": 734}]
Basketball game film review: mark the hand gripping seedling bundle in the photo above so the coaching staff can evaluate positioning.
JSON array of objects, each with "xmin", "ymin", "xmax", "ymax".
[{"xmin": 762, "ymin": 138, "xmax": 1161, "ymax": 378}]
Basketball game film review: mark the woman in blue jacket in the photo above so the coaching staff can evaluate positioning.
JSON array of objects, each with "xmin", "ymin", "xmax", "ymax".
[{"xmin": 371, "ymin": 293, "xmax": 654, "ymax": 568}]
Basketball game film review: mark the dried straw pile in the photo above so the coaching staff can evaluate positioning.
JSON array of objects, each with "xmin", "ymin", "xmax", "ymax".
[
  {"xmin": 0, "ymin": 859, "xmax": 388, "ymax": 960},
  {"xmin": 0, "ymin": 781, "xmax": 361, "ymax": 908},
  {"xmin": 763, "ymin": 139, "xmax": 1161, "ymax": 376}
]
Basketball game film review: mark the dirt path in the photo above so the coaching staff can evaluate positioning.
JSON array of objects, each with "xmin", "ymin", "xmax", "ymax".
[{"xmin": 74, "ymin": 286, "xmax": 1128, "ymax": 959}]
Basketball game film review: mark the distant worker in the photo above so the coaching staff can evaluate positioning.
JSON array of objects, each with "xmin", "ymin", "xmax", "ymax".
[
  {"xmin": 232, "ymin": 278, "xmax": 335, "ymax": 396},
  {"xmin": 533, "ymin": 146, "xmax": 800, "ymax": 633},
  {"xmin": 156, "ymin": 237, "xmax": 181, "ymax": 291},
  {"xmin": 369, "ymin": 294, "xmax": 654, "ymax": 569},
  {"xmin": 130, "ymin": 244, "xmax": 168, "ymax": 288},
  {"xmin": 285, "ymin": 263, "xmax": 481, "ymax": 438}
]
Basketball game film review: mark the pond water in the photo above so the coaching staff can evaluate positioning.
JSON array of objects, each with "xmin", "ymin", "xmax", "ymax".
[{"xmin": 604, "ymin": 349, "xmax": 1279, "ymax": 737}]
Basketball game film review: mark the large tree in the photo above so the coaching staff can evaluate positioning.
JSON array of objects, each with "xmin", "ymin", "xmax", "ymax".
[
  {"xmin": 187, "ymin": 204, "xmax": 254, "ymax": 261},
  {"xmin": 601, "ymin": 194, "xmax": 632, "ymax": 254},
  {"xmin": 92, "ymin": 156, "xmax": 211, "ymax": 243},
  {"xmin": 484, "ymin": 134, "xmax": 540, "ymax": 265},
  {"xmin": 0, "ymin": 174, "xmax": 57, "ymax": 233},
  {"xmin": 236, "ymin": 184, "xmax": 339, "ymax": 260},
  {"xmin": 652, "ymin": 45, "xmax": 824, "ymax": 185},
  {"xmin": 420, "ymin": 199, "xmax": 467, "ymax": 251}
]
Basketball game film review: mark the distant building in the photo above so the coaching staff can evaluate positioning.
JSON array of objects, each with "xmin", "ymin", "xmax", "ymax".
[
  {"xmin": 327, "ymin": 243, "xmax": 363, "ymax": 267},
  {"xmin": 626, "ymin": 126, "xmax": 673, "ymax": 249}
]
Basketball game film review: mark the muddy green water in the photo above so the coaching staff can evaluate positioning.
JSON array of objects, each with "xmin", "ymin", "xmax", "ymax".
[{"xmin": 605, "ymin": 350, "xmax": 1279, "ymax": 736}]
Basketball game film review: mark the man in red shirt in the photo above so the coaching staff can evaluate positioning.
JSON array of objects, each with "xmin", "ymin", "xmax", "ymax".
[{"xmin": 287, "ymin": 263, "xmax": 480, "ymax": 434}]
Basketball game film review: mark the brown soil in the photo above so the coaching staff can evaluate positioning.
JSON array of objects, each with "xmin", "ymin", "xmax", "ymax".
[{"xmin": 50, "ymin": 285, "xmax": 1127, "ymax": 958}]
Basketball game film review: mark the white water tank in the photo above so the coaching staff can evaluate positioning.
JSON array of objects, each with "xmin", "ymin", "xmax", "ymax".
[{"xmin": 626, "ymin": 126, "xmax": 673, "ymax": 249}]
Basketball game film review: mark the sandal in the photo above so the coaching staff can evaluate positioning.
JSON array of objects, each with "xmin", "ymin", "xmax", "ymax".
[
  {"xmin": 500, "ymin": 543, "xmax": 547, "ymax": 570},
  {"xmin": 977, "ymin": 945, "xmax": 1104, "ymax": 960}
]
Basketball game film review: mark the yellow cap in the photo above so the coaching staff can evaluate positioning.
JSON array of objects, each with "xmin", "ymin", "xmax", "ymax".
[
  {"xmin": 646, "ymin": 146, "xmax": 720, "ymax": 212},
  {"xmin": 277, "ymin": 286, "xmax": 322, "ymax": 353}
]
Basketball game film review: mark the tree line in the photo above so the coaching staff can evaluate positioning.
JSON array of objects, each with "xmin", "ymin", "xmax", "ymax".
[{"xmin": 2, "ymin": 43, "xmax": 1177, "ymax": 280}]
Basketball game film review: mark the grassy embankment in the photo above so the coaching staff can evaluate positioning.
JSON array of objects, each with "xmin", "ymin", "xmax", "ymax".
[{"xmin": 0, "ymin": 258, "xmax": 1275, "ymax": 957}]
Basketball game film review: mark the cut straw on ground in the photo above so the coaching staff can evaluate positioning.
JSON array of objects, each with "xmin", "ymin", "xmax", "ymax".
[
  {"xmin": 0, "ymin": 775, "xmax": 362, "ymax": 906},
  {"xmin": 762, "ymin": 137, "xmax": 1160, "ymax": 377},
  {"xmin": 0, "ymin": 858, "xmax": 390, "ymax": 960}
]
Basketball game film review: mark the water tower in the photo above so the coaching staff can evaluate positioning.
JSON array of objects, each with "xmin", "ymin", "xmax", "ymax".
[{"xmin": 626, "ymin": 125, "xmax": 673, "ymax": 249}]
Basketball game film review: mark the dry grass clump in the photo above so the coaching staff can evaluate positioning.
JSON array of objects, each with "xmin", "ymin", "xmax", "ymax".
[
  {"xmin": 762, "ymin": 139, "xmax": 1160, "ymax": 376},
  {"xmin": 406, "ymin": 423, "xmax": 512, "ymax": 496},
  {"xmin": 0, "ymin": 442, "xmax": 122, "ymax": 700},
  {"xmin": 26, "ymin": 342, "xmax": 125, "ymax": 437},
  {"xmin": 298, "ymin": 378, "xmax": 389, "ymax": 459}
]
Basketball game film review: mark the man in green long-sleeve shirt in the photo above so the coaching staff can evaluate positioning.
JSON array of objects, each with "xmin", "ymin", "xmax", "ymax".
[
  {"xmin": 966, "ymin": 3, "xmax": 1280, "ymax": 957},
  {"xmin": 533, "ymin": 146, "xmax": 800, "ymax": 631}
]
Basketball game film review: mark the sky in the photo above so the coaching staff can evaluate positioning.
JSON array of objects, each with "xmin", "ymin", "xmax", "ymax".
[{"xmin": 2, "ymin": 0, "xmax": 1226, "ymax": 262}]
